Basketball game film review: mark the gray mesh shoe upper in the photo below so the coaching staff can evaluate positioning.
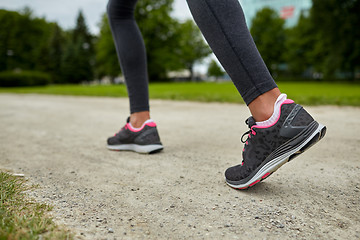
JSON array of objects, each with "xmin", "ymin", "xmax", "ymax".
[{"xmin": 107, "ymin": 118, "xmax": 162, "ymax": 146}]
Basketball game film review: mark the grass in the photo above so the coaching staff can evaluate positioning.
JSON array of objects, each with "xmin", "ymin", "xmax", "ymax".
[
  {"xmin": 0, "ymin": 171, "xmax": 72, "ymax": 240},
  {"xmin": 0, "ymin": 81, "xmax": 360, "ymax": 106}
]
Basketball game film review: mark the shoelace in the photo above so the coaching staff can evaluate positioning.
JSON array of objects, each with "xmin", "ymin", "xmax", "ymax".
[
  {"xmin": 239, "ymin": 118, "xmax": 258, "ymax": 167},
  {"xmin": 240, "ymin": 117, "xmax": 257, "ymax": 143},
  {"xmin": 241, "ymin": 130, "xmax": 251, "ymax": 143},
  {"xmin": 241, "ymin": 128, "xmax": 256, "ymax": 143}
]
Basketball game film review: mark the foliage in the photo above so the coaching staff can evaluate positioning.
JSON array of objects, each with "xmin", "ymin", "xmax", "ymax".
[
  {"xmin": 0, "ymin": 71, "xmax": 51, "ymax": 87},
  {"xmin": 95, "ymin": 13, "xmax": 120, "ymax": 80},
  {"xmin": 96, "ymin": 3, "xmax": 210, "ymax": 81},
  {"xmin": 1, "ymin": 0, "xmax": 359, "ymax": 83},
  {"xmin": 310, "ymin": 0, "xmax": 360, "ymax": 79},
  {"xmin": 0, "ymin": 9, "xmax": 96, "ymax": 84},
  {"xmin": 0, "ymin": 171, "xmax": 72, "ymax": 239},
  {"xmin": 207, "ymin": 60, "xmax": 224, "ymax": 79},
  {"xmin": 176, "ymin": 20, "xmax": 212, "ymax": 80},
  {"xmin": 284, "ymin": 14, "xmax": 316, "ymax": 76},
  {"xmin": 134, "ymin": 0, "xmax": 183, "ymax": 81},
  {"xmin": 47, "ymin": 24, "xmax": 65, "ymax": 83},
  {"xmin": 0, "ymin": 9, "xmax": 54, "ymax": 72},
  {"xmin": 1, "ymin": 5, "xmax": 211, "ymax": 84},
  {"xmin": 61, "ymin": 10, "xmax": 95, "ymax": 83},
  {"xmin": 249, "ymin": 1, "xmax": 360, "ymax": 80},
  {"xmin": 250, "ymin": 8, "xmax": 286, "ymax": 75},
  {"xmin": 94, "ymin": 1, "xmax": 211, "ymax": 81}
]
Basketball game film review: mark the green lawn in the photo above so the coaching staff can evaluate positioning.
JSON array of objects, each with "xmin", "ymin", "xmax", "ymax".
[{"xmin": 1, "ymin": 81, "xmax": 359, "ymax": 106}]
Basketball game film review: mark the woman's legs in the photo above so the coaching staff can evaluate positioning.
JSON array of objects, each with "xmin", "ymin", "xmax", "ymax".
[
  {"xmin": 107, "ymin": 0, "xmax": 280, "ymax": 123},
  {"xmin": 186, "ymin": 0, "xmax": 280, "ymax": 121},
  {"xmin": 107, "ymin": 0, "xmax": 150, "ymax": 127},
  {"xmin": 106, "ymin": 0, "xmax": 326, "ymax": 185}
]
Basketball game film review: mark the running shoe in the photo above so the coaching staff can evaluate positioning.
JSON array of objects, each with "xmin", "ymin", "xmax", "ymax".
[
  {"xmin": 225, "ymin": 98, "xmax": 326, "ymax": 189},
  {"xmin": 107, "ymin": 117, "xmax": 163, "ymax": 154}
]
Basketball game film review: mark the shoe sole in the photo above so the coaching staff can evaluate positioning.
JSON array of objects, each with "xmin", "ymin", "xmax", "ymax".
[
  {"xmin": 226, "ymin": 122, "xmax": 327, "ymax": 189},
  {"xmin": 107, "ymin": 144, "xmax": 164, "ymax": 154}
]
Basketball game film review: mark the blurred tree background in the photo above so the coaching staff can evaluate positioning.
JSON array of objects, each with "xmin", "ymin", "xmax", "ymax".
[
  {"xmin": 251, "ymin": 0, "xmax": 360, "ymax": 81},
  {"xmin": 250, "ymin": 8, "xmax": 286, "ymax": 76},
  {"xmin": 0, "ymin": 0, "xmax": 359, "ymax": 87},
  {"xmin": 207, "ymin": 60, "xmax": 224, "ymax": 80}
]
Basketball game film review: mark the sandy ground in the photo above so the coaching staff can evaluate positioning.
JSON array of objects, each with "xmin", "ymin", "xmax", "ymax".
[{"xmin": 0, "ymin": 93, "xmax": 359, "ymax": 240}]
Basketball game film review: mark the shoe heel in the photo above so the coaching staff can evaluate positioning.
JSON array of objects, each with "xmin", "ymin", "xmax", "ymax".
[{"xmin": 289, "ymin": 125, "xmax": 326, "ymax": 162}]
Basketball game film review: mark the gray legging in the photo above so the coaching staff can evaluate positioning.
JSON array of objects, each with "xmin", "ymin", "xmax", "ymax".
[{"xmin": 107, "ymin": 0, "xmax": 277, "ymax": 113}]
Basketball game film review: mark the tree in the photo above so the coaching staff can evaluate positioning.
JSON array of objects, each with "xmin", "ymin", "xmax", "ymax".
[
  {"xmin": 95, "ymin": 1, "xmax": 211, "ymax": 82},
  {"xmin": 250, "ymin": 8, "xmax": 286, "ymax": 75},
  {"xmin": 176, "ymin": 20, "xmax": 211, "ymax": 81},
  {"xmin": 0, "ymin": 9, "xmax": 54, "ymax": 72},
  {"xmin": 62, "ymin": 10, "xmax": 95, "ymax": 83},
  {"xmin": 95, "ymin": 2, "xmax": 180, "ymax": 82},
  {"xmin": 207, "ymin": 60, "xmax": 224, "ymax": 80},
  {"xmin": 135, "ymin": 0, "xmax": 183, "ymax": 80},
  {"xmin": 284, "ymin": 14, "xmax": 316, "ymax": 76},
  {"xmin": 311, "ymin": 0, "xmax": 360, "ymax": 80},
  {"xmin": 0, "ymin": 9, "xmax": 22, "ymax": 71},
  {"xmin": 47, "ymin": 24, "xmax": 65, "ymax": 83},
  {"xmin": 95, "ymin": 13, "xmax": 120, "ymax": 80}
]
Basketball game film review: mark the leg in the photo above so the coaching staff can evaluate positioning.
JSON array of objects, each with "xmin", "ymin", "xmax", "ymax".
[
  {"xmin": 106, "ymin": 0, "xmax": 163, "ymax": 153},
  {"xmin": 107, "ymin": 0, "xmax": 150, "ymax": 127},
  {"xmin": 187, "ymin": 0, "xmax": 326, "ymax": 189},
  {"xmin": 186, "ymin": 0, "xmax": 280, "ymax": 122}
]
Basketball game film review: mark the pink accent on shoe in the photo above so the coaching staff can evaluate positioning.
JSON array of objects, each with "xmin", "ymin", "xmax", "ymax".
[
  {"xmin": 127, "ymin": 121, "xmax": 157, "ymax": 132},
  {"xmin": 249, "ymin": 180, "xmax": 260, "ymax": 187},
  {"xmin": 252, "ymin": 99, "xmax": 294, "ymax": 130},
  {"xmin": 262, "ymin": 172, "xmax": 271, "ymax": 179},
  {"xmin": 283, "ymin": 99, "xmax": 294, "ymax": 104},
  {"xmin": 146, "ymin": 122, "xmax": 157, "ymax": 127}
]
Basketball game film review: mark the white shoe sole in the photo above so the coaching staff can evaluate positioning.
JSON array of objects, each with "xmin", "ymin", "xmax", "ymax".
[{"xmin": 107, "ymin": 144, "xmax": 163, "ymax": 154}]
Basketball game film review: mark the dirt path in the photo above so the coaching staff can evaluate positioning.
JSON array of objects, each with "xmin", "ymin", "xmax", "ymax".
[{"xmin": 0, "ymin": 94, "xmax": 359, "ymax": 239}]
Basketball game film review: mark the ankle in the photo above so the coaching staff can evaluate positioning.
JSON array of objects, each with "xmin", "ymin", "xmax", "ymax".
[
  {"xmin": 130, "ymin": 111, "xmax": 150, "ymax": 128},
  {"xmin": 248, "ymin": 88, "xmax": 281, "ymax": 122}
]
